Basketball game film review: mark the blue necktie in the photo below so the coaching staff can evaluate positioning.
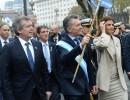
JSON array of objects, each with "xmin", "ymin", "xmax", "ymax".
[
  {"xmin": 74, "ymin": 38, "xmax": 80, "ymax": 45},
  {"xmin": 43, "ymin": 44, "xmax": 51, "ymax": 73},
  {"xmin": 25, "ymin": 42, "xmax": 34, "ymax": 72}
]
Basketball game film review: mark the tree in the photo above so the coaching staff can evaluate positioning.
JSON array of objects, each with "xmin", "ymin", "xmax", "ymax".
[
  {"xmin": 112, "ymin": 0, "xmax": 130, "ymax": 13},
  {"xmin": 76, "ymin": 0, "xmax": 105, "ymax": 23},
  {"xmin": 68, "ymin": 5, "xmax": 86, "ymax": 19}
]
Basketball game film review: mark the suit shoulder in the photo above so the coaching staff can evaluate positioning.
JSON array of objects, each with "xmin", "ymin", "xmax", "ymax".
[
  {"xmin": 125, "ymin": 33, "xmax": 130, "ymax": 38},
  {"xmin": 49, "ymin": 41, "xmax": 56, "ymax": 46},
  {"xmin": 31, "ymin": 39, "xmax": 41, "ymax": 44}
]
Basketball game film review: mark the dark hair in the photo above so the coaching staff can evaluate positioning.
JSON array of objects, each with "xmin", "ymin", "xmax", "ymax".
[
  {"xmin": 12, "ymin": 16, "xmax": 31, "ymax": 35},
  {"xmin": 37, "ymin": 25, "xmax": 48, "ymax": 34},
  {"xmin": 63, "ymin": 14, "xmax": 79, "ymax": 33},
  {"xmin": 96, "ymin": 16, "xmax": 114, "ymax": 37}
]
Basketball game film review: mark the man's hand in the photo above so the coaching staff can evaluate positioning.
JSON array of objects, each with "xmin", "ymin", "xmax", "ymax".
[
  {"xmin": 46, "ymin": 91, "xmax": 52, "ymax": 100},
  {"xmin": 91, "ymin": 85, "xmax": 98, "ymax": 95},
  {"xmin": 81, "ymin": 34, "xmax": 90, "ymax": 47}
]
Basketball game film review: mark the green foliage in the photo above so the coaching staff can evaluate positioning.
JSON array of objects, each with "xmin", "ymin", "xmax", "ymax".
[
  {"xmin": 68, "ymin": 5, "xmax": 86, "ymax": 19},
  {"xmin": 111, "ymin": 0, "xmax": 130, "ymax": 13}
]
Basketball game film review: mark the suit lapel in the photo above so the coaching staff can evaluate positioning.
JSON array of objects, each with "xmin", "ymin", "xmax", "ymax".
[
  {"xmin": 64, "ymin": 35, "xmax": 77, "ymax": 47},
  {"xmin": 106, "ymin": 36, "xmax": 121, "ymax": 61},
  {"xmin": 107, "ymin": 45, "xmax": 114, "ymax": 60},
  {"xmin": 0, "ymin": 41, "xmax": 2, "ymax": 49},
  {"xmin": 31, "ymin": 40, "xmax": 38, "ymax": 72},
  {"xmin": 48, "ymin": 42, "xmax": 53, "ymax": 67},
  {"xmin": 15, "ymin": 38, "xmax": 32, "ymax": 71},
  {"xmin": 112, "ymin": 36, "xmax": 121, "ymax": 61},
  {"xmin": 0, "ymin": 41, "xmax": 2, "ymax": 54}
]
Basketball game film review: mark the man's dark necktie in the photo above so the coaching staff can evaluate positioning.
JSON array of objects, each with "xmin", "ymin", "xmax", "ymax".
[
  {"xmin": 4, "ymin": 41, "xmax": 7, "ymax": 44},
  {"xmin": 74, "ymin": 38, "xmax": 80, "ymax": 45},
  {"xmin": 54, "ymin": 38, "xmax": 57, "ymax": 44},
  {"xmin": 3, "ymin": 41, "xmax": 7, "ymax": 47},
  {"xmin": 25, "ymin": 42, "xmax": 34, "ymax": 72}
]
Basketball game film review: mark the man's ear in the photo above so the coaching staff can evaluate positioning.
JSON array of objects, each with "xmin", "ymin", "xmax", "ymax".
[
  {"xmin": 17, "ymin": 29, "xmax": 21, "ymax": 34},
  {"xmin": 67, "ymin": 27, "xmax": 71, "ymax": 33}
]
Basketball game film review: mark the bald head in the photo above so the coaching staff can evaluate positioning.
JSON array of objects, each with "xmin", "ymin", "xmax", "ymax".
[{"xmin": 50, "ymin": 24, "xmax": 59, "ymax": 36}]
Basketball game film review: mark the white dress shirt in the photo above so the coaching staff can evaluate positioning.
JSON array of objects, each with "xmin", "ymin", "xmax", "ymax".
[
  {"xmin": 0, "ymin": 37, "xmax": 9, "ymax": 47},
  {"xmin": 40, "ymin": 41, "xmax": 51, "ymax": 73},
  {"xmin": 18, "ymin": 37, "xmax": 35, "ymax": 62}
]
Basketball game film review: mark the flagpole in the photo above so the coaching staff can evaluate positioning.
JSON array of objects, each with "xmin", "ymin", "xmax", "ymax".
[{"xmin": 72, "ymin": 0, "xmax": 102, "ymax": 83}]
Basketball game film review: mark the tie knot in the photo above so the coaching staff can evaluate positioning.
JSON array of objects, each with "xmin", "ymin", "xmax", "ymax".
[
  {"xmin": 43, "ymin": 43, "xmax": 48, "ymax": 46},
  {"xmin": 74, "ymin": 38, "xmax": 80, "ymax": 45},
  {"xmin": 25, "ymin": 42, "xmax": 30, "ymax": 47},
  {"xmin": 4, "ymin": 41, "xmax": 7, "ymax": 44}
]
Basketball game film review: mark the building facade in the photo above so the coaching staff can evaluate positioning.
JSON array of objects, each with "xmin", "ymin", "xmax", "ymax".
[
  {"xmin": 34, "ymin": 0, "xmax": 78, "ymax": 27},
  {"xmin": 5, "ymin": 0, "xmax": 30, "ymax": 15}
]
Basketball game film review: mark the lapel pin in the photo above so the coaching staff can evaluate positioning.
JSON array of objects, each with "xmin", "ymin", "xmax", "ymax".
[
  {"xmin": 35, "ymin": 47, "xmax": 37, "ymax": 49},
  {"xmin": 116, "ymin": 44, "xmax": 118, "ymax": 47}
]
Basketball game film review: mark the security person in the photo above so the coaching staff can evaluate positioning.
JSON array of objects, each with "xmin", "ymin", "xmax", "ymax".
[
  {"xmin": 81, "ymin": 18, "xmax": 98, "ymax": 100},
  {"xmin": 113, "ymin": 22, "xmax": 126, "ymax": 72}
]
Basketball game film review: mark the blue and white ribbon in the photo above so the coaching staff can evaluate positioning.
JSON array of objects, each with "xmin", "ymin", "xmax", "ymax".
[{"xmin": 57, "ymin": 41, "xmax": 89, "ymax": 82}]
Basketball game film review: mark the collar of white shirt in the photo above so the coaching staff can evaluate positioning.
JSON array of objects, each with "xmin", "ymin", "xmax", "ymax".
[
  {"xmin": 0, "ymin": 37, "xmax": 9, "ymax": 43},
  {"xmin": 40, "ymin": 41, "xmax": 49, "ymax": 46},
  {"xmin": 18, "ymin": 37, "xmax": 32, "ymax": 47}
]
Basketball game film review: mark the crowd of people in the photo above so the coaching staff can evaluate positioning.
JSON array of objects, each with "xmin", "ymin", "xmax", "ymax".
[{"xmin": 0, "ymin": 14, "xmax": 130, "ymax": 100}]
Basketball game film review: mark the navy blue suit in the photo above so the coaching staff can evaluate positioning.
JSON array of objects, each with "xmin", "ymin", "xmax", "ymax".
[
  {"xmin": 48, "ymin": 33, "xmax": 61, "ymax": 43},
  {"xmin": 0, "ymin": 41, "xmax": 3, "ymax": 100},
  {"xmin": 0, "ymin": 41, "xmax": 2, "ymax": 55},
  {"xmin": 0, "ymin": 38, "xmax": 13, "ymax": 54},
  {"xmin": 56, "ymin": 35, "xmax": 96, "ymax": 100},
  {"xmin": 48, "ymin": 41, "xmax": 61, "ymax": 100},
  {"xmin": 0, "ymin": 37, "xmax": 50, "ymax": 100},
  {"xmin": 124, "ymin": 33, "xmax": 130, "ymax": 72},
  {"xmin": 0, "ymin": 39, "xmax": 13, "ymax": 100}
]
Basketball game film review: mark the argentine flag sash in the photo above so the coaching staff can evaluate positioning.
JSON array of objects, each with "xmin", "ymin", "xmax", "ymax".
[{"xmin": 57, "ymin": 40, "xmax": 89, "ymax": 82}]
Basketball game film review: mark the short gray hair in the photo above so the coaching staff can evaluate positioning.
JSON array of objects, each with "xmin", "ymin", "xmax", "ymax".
[
  {"xmin": 63, "ymin": 14, "xmax": 79, "ymax": 33},
  {"xmin": 12, "ymin": 16, "xmax": 31, "ymax": 35}
]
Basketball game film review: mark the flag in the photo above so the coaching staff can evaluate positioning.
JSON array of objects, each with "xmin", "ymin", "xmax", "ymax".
[
  {"xmin": 90, "ymin": 0, "xmax": 113, "ymax": 9},
  {"xmin": 100, "ymin": 0, "xmax": 113, "ymax": 9},
  {"xmin": 2, "ymin": 17, "xmax": 13, "ymax": 26}
]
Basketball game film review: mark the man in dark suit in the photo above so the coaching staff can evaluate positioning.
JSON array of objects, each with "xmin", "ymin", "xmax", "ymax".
[
  {"xmin": 113, "ymin": 22, "xmax": 127, "ymax": 72},
  {"xmin": 81, "ymin": 19, "xmax": 98, "ymax": 100},
  {"xmin": 48, "ymin": 24, "xmax": 61, "ymax": 44},
  {"xmin": 124, "ymin": 33, "xmax": 130, "ymax": 80},
  {"xmin": 56, "ymin": 14, "xmax": 97, "ymax": 100},
  {"xmin": 37, "ymin": 25, "xmax": 61, "ymax": 100},
  {"xmin": 0, "ymin": 22, "xmax": 11, "ymax": 100},
  {"xmin": 0, "ymin": 16, "xmax": 51, "ymax": 100},
  {"xmin": 0, "ymin": 22, "xmax": 10, "ymax": 54}
]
